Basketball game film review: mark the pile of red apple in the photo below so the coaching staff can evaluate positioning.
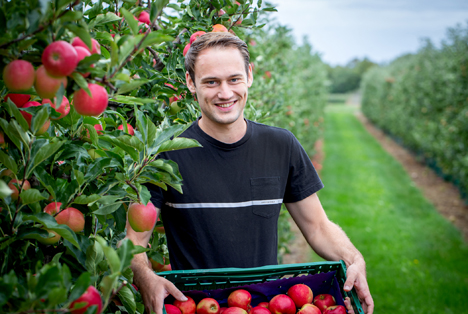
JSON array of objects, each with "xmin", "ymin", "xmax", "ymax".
[
  {"xmin": 3, "ymin": 37, "xmax": 108, "ymax": 135},
  {"xmin": 166, "ymin": 285, "xmax": 347, "ymax": 314}
]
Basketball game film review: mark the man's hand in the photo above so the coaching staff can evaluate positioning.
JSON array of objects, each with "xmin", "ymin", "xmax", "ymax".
[
  {"xmin": 342, "ymin": 263, "xmax": 374, "ymax": 314},
  {"xmin": 136, "ymin": 266, "xmax": 187, "ymax": 314}
]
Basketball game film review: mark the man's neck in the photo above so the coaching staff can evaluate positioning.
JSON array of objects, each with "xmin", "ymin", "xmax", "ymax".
[{"xmin": 198, "ymin": 117, "xmax": 247, "ymax": 144}]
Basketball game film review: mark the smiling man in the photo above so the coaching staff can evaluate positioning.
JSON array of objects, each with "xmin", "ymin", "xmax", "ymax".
[{"xmin": 126, "ymin": 33, "xmax": 374, "ymax": 314}]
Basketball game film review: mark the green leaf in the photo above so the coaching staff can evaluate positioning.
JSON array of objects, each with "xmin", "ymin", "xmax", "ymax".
[
  {"xmin": 5, "ymin": 98, "xmax": 29, "ymax": 131},
  {"xmin": 94, "ymin": 12, "xmax": 121, "ymax": 26},
  {"xmin": 83, "ymin": 124, "xmax": 98, "ymax": 146},
  {"xmin": 110, "ymin": 40, "xmax": 119, "ymax": 67},
  {"xmin": 110, "ymin": 95, "xmax": 155, "ymax": 104},
  {"xmin": 95, "ymin": 31, "xmax": 114, "ymax": 42},
  {"xmin": 19, "ymin": 188, "xmax": 47, "ymax": 205},
  {"xmin": 118, "ymin": 36, "xmax": 141, "ymax": 64},
  {"xmin": 26, "ymin": 141, "xmax": 64, "ymax": 177},
  {"xmin": 0, "ymin": 180, "xmax": 13, "ymax": 198},
  {"xmin": 262, "ymin": 6, "xmax": 278, "ymax": 12},
  {"xmin": 0, "ymin": 150, "xmax": 17, "ymax": 173},
  {"xmin": 150, "ymin": 124, "xmax": 185, "ymax": 152},
  {"xmin": 96, "ymin": 236, "xmax": 121, "ymax": 273},
  {"xmin": 31, "ymin": 106, "xmax": 49, "ymax": 135},
  {"xmin": 119, "ymin": 284, "xmax": 136, "ymax": 314},
  {"xmin": 59, "ymin": 10, "xmax": 83, "ymax": 22},
  {"xmin": 84, "ymin": 158, "xmax": 113, "ymax": 181},
  {"xmin": 117, "ymin": 79, "xmax": 150, "ymax": 95},
  {"xmin": 73, "ymin": 194, "xmax": 101, "ymax": 205},
  {"xmin": 93, "ymin": 202, "xmax": 122, "ymax": 215},
  {"xmin": 100, "ymin": 136, "xmax": 139, "ymax": 161},
  {"xmin": 65, "ymin": 24, "xmax": 92, "ymax": 50},
  {"xmin": 74, "ymin": 169, "xmax": 85, "ymax": 186},
  {"xmin": 139, "ymin": 184, "xmax": 151, "ymax": 205},
  {"xmin": 72, "ymin": 72, "xmax": 91, "ymax": 96},
  {"xmin": 0, "ymin": 118, "xmax": 22, "ymax": 150},
  {"xmin": 97, "ymin": 195, "xmax": 123, "ymax": 205},
  {"xmin": 85, "ymin": 240, "xmax": 104, "ymax": 276},
  {"xmin": 67, "ymin": 272, "xmax": 91, "ymax": 304},
  {"xmin": 120, "ymin": 8, "xmax": 139, "ymax": 36},
  {"xmin": 116, "ymin": 239, "xmax": 138, "ymax": 271},
  {"xmin": 140, "ymin": 32, "xmax": 173, "ymax": 49},
  {"xmin": 23, "ymin": 213, "xmax": 80, "ymax": 248},
  {"xmin": 157, "ymin": 137, "xmax": 201, "ymax": 153}
]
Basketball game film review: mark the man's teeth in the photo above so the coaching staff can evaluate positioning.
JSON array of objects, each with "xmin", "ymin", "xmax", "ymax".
[{"xmin": 217, "ymin": 101, "xmax": 234, "ymax": 108}]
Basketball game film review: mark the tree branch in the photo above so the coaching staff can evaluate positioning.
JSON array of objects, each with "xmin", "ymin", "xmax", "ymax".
[{"xmin": 146, "ymin": 47, "xmax": 165, "ymax": 71}]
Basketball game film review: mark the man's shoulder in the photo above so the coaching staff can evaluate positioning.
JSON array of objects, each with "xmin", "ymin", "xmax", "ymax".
[{"xmin": 248, "ymin": 119, "xmax": 295, "ymax": 141}]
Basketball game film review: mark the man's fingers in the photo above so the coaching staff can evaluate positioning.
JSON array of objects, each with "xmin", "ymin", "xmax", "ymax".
[
  {"xmin": 344, "ymin": 269, "xmax": 358, "ymax": 291},
  {"xmin": 344, "ymin": 297, "xmax": 355, "ymax": 314},
  {"xmin": 165, "ymin": 281, "xmax": 187, "ymax": 302}
]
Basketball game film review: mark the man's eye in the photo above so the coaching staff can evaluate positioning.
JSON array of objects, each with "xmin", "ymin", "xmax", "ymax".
[
  {"xmin": 207, "ymin": 81, "xmax": 216, "ymax": 85},
  {"xmin": 231, "ymin": 78, "xmax": 239, "ymax": 83}
]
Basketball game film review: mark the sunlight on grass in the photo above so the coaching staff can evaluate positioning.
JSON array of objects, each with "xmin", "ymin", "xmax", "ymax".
[{"xmin": 317, "ymin": 105, "xmax": 468, "ymax": 313}]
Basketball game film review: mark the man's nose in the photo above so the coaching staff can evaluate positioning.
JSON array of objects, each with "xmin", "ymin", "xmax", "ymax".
[{"xmin": 217, "ymin": 81, "xmax": 234, "ymax": 99}]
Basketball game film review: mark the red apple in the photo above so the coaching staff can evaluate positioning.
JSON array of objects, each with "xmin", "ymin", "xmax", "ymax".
[
  {"xmin": 220, "ymin": 308, "xmax": 228, "ymax": 314},
  {"xmin": 42, "ymin": 41, "xmax": 78, "ymax": 77},
  {"xmin": 257, "ymin": 303, "xmax": 269, "ymax": 309},
  {"xmin": 251, "ymin": 307, "xmax": 271, "ymax": 314},
  {"xmin": 70, "ymin": 286, "xmax": 103, "ymax": 314},
  {"xmin": 160, "ymin": 263, "xmax": 172, "ymax": 272},
  {"xmin": 268, "ymin": 295, "xmax": 295, "ymax": 314},
  {"xmin": 323, "ymin": 305, "xmax": 346, "ymax": 314},
  {"xmin": 197, "ymin": 298, "xmax": 220, "ymax": 314},
  {"xmin": 138, "ymin": 11, "xmax": 150, "ymax": 24},
  {"xmin": 42, "ymin": 96, "xmax": 70, "ymax": 120},
  {"xmin": 228, "ymin": 290, "xmax": 251, "ymax": 311},
  {"xmin": 44, "ymin": 202, "xmax": 62, "ymax": 215},
  {"xmin": 117, "ymin": 123, "xmax": 134, "ymax": 135},
  {"xmin": 127, "ymin": 201, "xmax": 157, "ymax": 232},
  {"xmin": 183, "ymin": 43, "xmax": 190, "ymax": 57},
  {"xmin": 173, "ymin": 296, "xmax": 196, "ymax": 314},
  {"xmin": 71, "ymin": 37, "xmax": 101, "ymax": 55},
  {"xmin": 223, "ymin": 308, "xmax": 248, "ymax": 314},
  {"xmin": 313, "ymin": 294, "xmax": 336, "ymax": 313},
  {"xmin": 4, "ymin": 94, "xmax": 31, "ymax": 108},
  {"xmin": 37, "ymin": 229, "xmax": 61, "ymax": 245},
  {"xmin": 0, "ymin": 131, "xmax": 5, "ymax": 148},
  {"xmin": 297, "ymin": 304, "xmax": 321, "ymax": 314},
  {"xmin": 166, "ymin": 304, "xmax": 182, "ymax": 314},
  {"xmin": 287, "ymin": 284, "xmax": 313, "ymax": 308},
  {"xmin": 74, "ymin": 46, "xmax": 92, "ymax": 77},
  {"xmin": 8, "ymin": 179, "xmax": 31, "ymax": 200},
  {"xmin": 211, "ymin": 24, "xmax": 228, "ymax": 32},
  {"xmin": 155, "ymin": 217, "xmax": 165, "ymax": 234},
  {"xmin": 34, "ymin": 65, "xmax": 68, "ymax": 99},
  {"xmin": 94, "ymin": 124, "xmax": 104, "ymax": 135},
  {"xmin": 190, "ymin": 31, "xmax": 206, "ymax": 44},
  {"xmin": 73, "ymin": 83, "xmax": 108, "ymax": 116},
  {"xmin": 55, "ymin": 207, "xmax": 85, "ymax": 233},
  {"xmin": 3, "ymin": 60, "xmax": 35, "ymax": 92},
  {"xmin": 21, "ymin": 101, "xmax": 51, "ymax": 135}
]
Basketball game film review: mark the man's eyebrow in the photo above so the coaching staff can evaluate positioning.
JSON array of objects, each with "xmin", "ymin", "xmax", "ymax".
[{"xmin": 200, "ymin": 74, "xmax": 244, "ymax": 82}]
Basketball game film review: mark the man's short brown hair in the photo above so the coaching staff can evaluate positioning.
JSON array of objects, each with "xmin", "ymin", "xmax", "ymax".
[{"xmin": 184, "ymin": 32, "xmax": 250, "ymax": 85}]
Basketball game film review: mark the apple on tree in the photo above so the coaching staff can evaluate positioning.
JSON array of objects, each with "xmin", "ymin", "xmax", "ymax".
[
  {"xmin": 127, "ymin": 201, "xmax": 157, "ymax": 232},
  {"xmin": 42, "ymin": 40, "xmax": 78, "ymax": 77},
  {"xmin": 21, "ymin": 101, "xmax": 51, "ymax": 135},
  {"xmin": 190, "ymin": 31, "xmax": 206, "ymax": 44},
  {"xmin": 71, "ymin": 37, "xmax": 101, "ymax": 55},
  {"xmin": 4, "ymin": 93, "xmax": 30, "ymax": 108},
  {"xmin": 44, "ymin": 202, "xmax": 62, "ymax": 215},
  {"xmin": 42, "ymin": 96, "xmax": 70, "ymax": 119},
  {"xmin": 34, "ymin": 65, "xmax": 68, "ymax": 99},
  {"xmin": 2, "ymin": 60, "xmax": 35, "ymax": 92},
  {"xmin": 55, "ymin": 207, "xmax": 85, "ymax": 233},
  {"xmin": 74, "ymin": 46, "xmax": 92, "ymax": 77},
  {"xmin": 73, "ymin": 83, "xmax": 108, "ymax": 116},
  {"xmin": 8, "ymin": 179, "xmax": 31, "ymax": 200},
  {"xmin": 69, "ymin": 285, "xmax": 103, "ymax": 314},
  {"xmin": 117, "ymin": 123, "xmax": 134, "ymax": 135}
]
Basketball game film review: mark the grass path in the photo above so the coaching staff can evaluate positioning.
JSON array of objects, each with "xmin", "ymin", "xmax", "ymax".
[{"xmin": 317, "ymin": 105, "xmax": 468, "ymax": 313}]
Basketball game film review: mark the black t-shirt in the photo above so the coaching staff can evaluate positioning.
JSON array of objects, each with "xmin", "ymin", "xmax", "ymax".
[{"xmin": 148, "ymin": 119, "xmax": 323, "ymax": 270}]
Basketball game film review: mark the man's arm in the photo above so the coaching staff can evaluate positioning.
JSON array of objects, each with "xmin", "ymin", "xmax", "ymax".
[
  {"xmin": 285, "ymin": 193, "xmax": 374, "ymax": 314},
  {"xmin": 125, "ymin": 206, "xmax": 187, "ymax": 314}
]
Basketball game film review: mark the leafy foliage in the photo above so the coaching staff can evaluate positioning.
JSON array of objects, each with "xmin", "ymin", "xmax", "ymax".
[
  {"xmin": 0, "ymin": 0, "xmax": 327, "ymax": 312},
  {"xmin": 361, "ymin": 23, "xmax": 468, "ymax": 199}
]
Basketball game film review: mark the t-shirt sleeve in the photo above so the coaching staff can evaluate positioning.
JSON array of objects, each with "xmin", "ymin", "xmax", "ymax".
[{"xmin": 283, "ymin": 133, "xmax": 324, "ymax": 203}]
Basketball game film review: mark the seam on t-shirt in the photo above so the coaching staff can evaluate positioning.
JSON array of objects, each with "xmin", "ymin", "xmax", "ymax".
[{"xmin": 284, "ymin": 181, "xmax": 324, "ymax": 203}]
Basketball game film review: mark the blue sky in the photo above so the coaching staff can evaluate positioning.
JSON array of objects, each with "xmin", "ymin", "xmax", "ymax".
[{"xmin": 269, "ymin": 0, "xmax": 468, "ymax": 65}]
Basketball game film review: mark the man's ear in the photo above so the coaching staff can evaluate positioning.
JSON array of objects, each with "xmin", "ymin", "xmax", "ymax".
[
  {"xmin": 247, "ymin": 63, "xmax": 254, "ymax": 88},
  {"xmin": 186, "ymin": 71, "xmax": 196, "ymax": 93}
]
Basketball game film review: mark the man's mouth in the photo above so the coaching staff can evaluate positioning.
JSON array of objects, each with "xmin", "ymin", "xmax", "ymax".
[{"xmin": 216, "ymin": 100, "xmax": 236, "ymax": 108}]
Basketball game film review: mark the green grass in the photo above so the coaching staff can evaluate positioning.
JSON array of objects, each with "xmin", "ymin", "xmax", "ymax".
[{"xmin": 316, "ymin": 105, "xmax": 468, "ymax": 313}]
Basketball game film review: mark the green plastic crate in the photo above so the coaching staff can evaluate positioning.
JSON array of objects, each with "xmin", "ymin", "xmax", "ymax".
[{"xmin": 159, "ymin": 261, "xmax": 364, "ymax": 314}]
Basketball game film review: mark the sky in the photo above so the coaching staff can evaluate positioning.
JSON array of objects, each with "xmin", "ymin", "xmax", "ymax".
[{"xmin": 269, "ymin": 0, "xmax": 468, "ymax": 66}]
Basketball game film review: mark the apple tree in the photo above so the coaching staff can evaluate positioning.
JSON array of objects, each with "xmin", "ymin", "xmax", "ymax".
[{"xmin": 0, "ymin": 0, "xmax": 278, "ymax": 312}]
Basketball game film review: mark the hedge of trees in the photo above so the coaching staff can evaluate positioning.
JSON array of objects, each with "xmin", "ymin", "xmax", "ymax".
[
  {"xmin": 0, "ymin": 0, "xmax": 327, "ymax": 312},
  {"xmin": 361, "ymin": 23, "xmax": 468, "ymax": 198}
]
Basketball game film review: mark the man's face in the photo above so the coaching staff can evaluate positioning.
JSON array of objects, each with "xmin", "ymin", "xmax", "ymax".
[{"xmin": 186, "ymin": 47, "xmax": 253, "ymax": 128}]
